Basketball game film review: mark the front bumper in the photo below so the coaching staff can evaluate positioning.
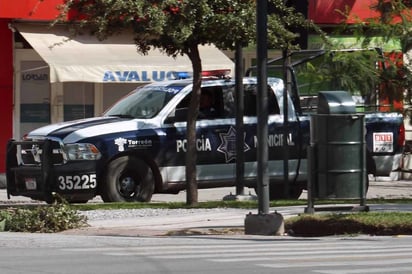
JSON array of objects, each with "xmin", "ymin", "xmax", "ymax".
[{"xmin": 6, "ymin": 139, "xmax": 98, "ymax": 202}]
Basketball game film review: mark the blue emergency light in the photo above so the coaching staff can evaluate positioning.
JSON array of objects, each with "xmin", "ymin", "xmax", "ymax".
[{"xmin": 171, "ymin": 71, "xmax": 192, "ymax": 79}]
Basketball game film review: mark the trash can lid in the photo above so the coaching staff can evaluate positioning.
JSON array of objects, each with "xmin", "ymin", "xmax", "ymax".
[{"xmin": 317, "ymin": 91, "xmax": 356, "ymax": 114}]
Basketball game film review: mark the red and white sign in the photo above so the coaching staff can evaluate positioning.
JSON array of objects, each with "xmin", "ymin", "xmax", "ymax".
[{"xmin": 373, "ymin": 132, "xmax": 393, "ymax": 153}]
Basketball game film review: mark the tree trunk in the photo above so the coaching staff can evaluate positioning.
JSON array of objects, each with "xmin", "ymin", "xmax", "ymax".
[{"xmin": 185, "ymin": 45, "xmax": 202, "ymax": 206}]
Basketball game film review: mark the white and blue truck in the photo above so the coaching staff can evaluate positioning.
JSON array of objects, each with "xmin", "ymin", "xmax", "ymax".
[{"xmin": 6, "ymin": 67, "xmax": 404, "ymax": 203}]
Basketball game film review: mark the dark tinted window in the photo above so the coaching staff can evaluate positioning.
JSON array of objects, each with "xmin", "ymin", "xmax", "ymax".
[
  {"xmin": 244, "ymin": 86, "xmax": 280, "ymax": 116},
  {"xmin": 173, "ymin": 84, "xmax": 280, "ymax": 121}
]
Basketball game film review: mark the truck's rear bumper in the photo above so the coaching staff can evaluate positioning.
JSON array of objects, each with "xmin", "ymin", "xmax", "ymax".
[{"xmin": 373, "ymin": 153, "xmax": 402, "ymax": 177}]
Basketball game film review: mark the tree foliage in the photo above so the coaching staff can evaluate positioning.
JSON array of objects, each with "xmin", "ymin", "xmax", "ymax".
[
  {"xmin": 296, "ymin": 50, "xmax": 382, "ymax": 99},
  {"xmin": 58, "ymin": 0, "xmax": 313, "ymax": 52},
  {"xmin": 56, "ymin": 0, "xmax": 316, "ymax": 205},
  {"xmin": 327, "ymin": 0, "xmax": 412, "ymax": 108}
]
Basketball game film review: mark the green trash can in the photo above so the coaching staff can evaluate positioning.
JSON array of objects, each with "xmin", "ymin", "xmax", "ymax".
[{"xmin": 310, "ymin": 91, "xmax": 367, "ymax": 199}]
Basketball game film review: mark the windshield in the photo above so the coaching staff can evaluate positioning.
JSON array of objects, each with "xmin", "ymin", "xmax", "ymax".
[{"xmin": 104, "ymin": 85, "xmax": 183, "ymax": 119}]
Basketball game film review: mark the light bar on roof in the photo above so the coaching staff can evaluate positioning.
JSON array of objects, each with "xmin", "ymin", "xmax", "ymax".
[
  {"xmin": 171, "ymin": 71, "xmax": 192, "ymax": 79},
  {"xmin": 170, "ymin": 69, "xmax": 231, "ymax": 80},
  {"xmin": 201, "ymin": 69, "xmax": 231, "ymax": 78}
]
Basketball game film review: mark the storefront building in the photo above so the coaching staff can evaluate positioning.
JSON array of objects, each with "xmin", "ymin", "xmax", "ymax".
[
  {"xmin": 0, "ymin": 0, "xmax": 237, "ymax": 175},
  {"xmin": 0, "ymin": 0, "xmax": 402, "ymax": 174}
]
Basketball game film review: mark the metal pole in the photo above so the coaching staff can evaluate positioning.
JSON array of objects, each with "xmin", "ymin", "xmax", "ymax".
[
  {"xmin": 283, "ymin": 49, "xmax": 290, "ymax": 198},
  {"xmin": 235, "ymin": 42, "xmax": 245, "ymax": 196},
  {"xmin": 361, "ymin": 115, "xmax": 366, "ymax": 207},
  {"xmin": 256, "ymin": 0, "xmax": 269, "ymax": 214},
  {"xmin": 305, "ymin": 144, "xmax": 315, "ymax": 214}
]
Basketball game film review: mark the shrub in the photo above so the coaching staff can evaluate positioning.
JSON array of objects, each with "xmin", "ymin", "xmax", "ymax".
[{"xmin": 0, "ymin": 203, "xmax": 87, "ymax": 233}]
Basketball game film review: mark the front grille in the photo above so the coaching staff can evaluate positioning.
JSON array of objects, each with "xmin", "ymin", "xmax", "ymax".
[{"xmin": 14, "ymin": 139, "xmax": 65, "ymax": 166}]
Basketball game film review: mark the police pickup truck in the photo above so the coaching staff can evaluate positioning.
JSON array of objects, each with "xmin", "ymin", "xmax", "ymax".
[{"xmin": 6, "ymin": 71, "xmax": 404, "ymax": 203}]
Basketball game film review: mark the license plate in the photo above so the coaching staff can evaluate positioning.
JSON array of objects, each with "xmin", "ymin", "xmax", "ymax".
[
  {"xmin": 25, "ymin": 178, "xmax": 37, "ymax": 190},
  {"xmin": 373, "ymin": 132, "xmax": 393, "ymax": 153}
]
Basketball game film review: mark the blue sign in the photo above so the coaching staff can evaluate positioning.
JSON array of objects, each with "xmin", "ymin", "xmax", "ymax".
[{"xmin": 103, "ymin": 71, "xmax": 183, "ymax": 82}]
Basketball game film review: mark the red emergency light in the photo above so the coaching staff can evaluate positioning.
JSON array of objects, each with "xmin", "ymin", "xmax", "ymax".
[
  {"xmin": 201, "ymin": 69, "xmax": 231, "ymax": 79},
  {"xmin": 172, "ymin": 69, "xmax": 231, "ymax": 80}
]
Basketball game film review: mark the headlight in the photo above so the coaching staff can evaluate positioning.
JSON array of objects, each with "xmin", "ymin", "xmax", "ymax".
[{"xmin": 64, "ymin": 143, "xmax": 102, "ymax": 161}]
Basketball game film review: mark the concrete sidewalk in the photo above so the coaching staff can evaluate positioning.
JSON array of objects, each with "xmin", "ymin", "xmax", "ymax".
[
  {"xmin": 1, "ymin": 179, "xmax": 412, "ymax": 237},
  {"xmin": 60, "ymin": 203, "xmax": 412, "ymax": 237},
  {"xmin": 61, "ymin": 206, "xmax": 303, "ymax": 237},
  {"xmin": 63, "ymin": 208, "xmax": 252, "ymax": 237},
  {"xmin": 65, "ymin": 178, "xmax": 412, "ymax": 236}
]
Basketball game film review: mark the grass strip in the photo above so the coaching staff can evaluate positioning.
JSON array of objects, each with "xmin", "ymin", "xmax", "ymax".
[{"xmin": 285, "ymin": 212, "xmax": 412, "ymax": 236}]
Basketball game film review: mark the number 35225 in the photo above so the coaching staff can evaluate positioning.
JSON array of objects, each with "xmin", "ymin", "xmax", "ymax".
[{"xmin": 58, "ymin": 174, "xmax": 97, "ymax": 190}]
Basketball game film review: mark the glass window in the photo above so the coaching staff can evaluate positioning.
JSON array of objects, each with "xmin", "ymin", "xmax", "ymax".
[
  {"xmin": 244, "ymin": 85, "xmax": 280, "ymax": 116},
  {"xmin": 105, "ymin": 85, "xmax": 182, "ymax": 119},
  {"xmin": 173, "ymin": 83, "xmax": 279, "ymax": 121},
  {"xmin": 103, "ymin": 83, "xmax": 143, "ymax": 112},
  {"xmin": 175, "ymin": 86, "xmax": 235, "ymax": 121},
  {"xmin": 63, "ymin": 82, "xmax": 94, "ymax": 121},
  {"xmin": 20, "ymin": 61, "xmax": 50, "ymax": 137}
]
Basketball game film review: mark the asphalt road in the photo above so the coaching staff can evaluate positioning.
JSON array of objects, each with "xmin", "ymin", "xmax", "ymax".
[
  {"xmin": 0, "ymin": 178, "xmax": 411, "ymax": 274},
  {"xmin": 0, "ymin": 232, "xmax": 412, "ymax": 274}
]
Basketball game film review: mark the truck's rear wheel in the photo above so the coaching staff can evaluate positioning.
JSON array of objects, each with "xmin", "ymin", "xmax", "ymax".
[
  {"xmin": 269, "ymin": 185, "xmax": 303, "ymax": 200},
  {"xmin": 254, "ymin": 185, "xmax": 303, "ymax": 200},
  {"xmin": 102, "ymin": 156, "xmax": 154, "ymax": 202}
]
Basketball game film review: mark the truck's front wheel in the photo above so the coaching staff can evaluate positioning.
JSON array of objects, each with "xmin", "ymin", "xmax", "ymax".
[{"xmin": 101, "ymin": 156, "xmax": 154, "ymax": 202}]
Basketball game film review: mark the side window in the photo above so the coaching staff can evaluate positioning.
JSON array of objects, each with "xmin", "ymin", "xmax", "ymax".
[
  {"xmin": 244, "ymin": 85, "xmax": 257, "ymax": 116},
  {"xmin": 172, "ymin": 86, "xmax": 230, "ymax": 121},
  {"xmin": 222, "ymin": 86, "xmax": 235, "ymax": 118},
  {"xmin": 199, "ymin": 87, "xmax": 226, "ymax": 120},
  {"xmin": 244, "ymin": 86, "xmax": 280, "ymax": 116},
  {"xmin": 268, "ymin": 87, "xmax": 281, "ymax": 115},
  {"xmin": 173, "ymin": 93, "xmax": 191, "ymax": 122}
]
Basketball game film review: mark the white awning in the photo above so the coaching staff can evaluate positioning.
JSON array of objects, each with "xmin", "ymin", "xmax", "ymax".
[{"xmin": 15, "ymin": 23, "xmax": 234, "ymax": 83}]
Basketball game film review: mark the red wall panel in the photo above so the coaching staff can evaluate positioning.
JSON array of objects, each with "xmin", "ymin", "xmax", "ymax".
[
  {"xmin": 0, "ymin": 0, "xmax": 64, "ymax": 20},
  {"xmin": 309, "ymin": 0, "xmax": 380, "ymax": 24},
  {"xmin": 0, "ymin": 20, "xmax": 14, "ymax": 172}
]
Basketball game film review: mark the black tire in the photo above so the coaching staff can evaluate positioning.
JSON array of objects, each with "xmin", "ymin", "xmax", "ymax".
[
  {"xmin": 254, "ymin": 185, "xmax": 303, "ymax": 200},
  {"xmin": 65, "ymin": 198, "xmax": 89, "ymax": 204},
  {"xmin": 366, "ymin": 150, "xmax": 376, "ymax": 176},
  {"xmin": 101, "ymin": 156, "xmax": 154, "ymax": 202},
  {"xmin": 46, "ymin": 197, "xmax": 89, "ymax": 204},
  {"xmin": 269, "ymin": 185, "xmax": 303, "ymax": 200}
]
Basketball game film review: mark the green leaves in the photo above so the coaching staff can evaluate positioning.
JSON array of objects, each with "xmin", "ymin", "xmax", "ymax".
[
  {"xmin": 0, "ymin": 204, "xmax": 87, "ymax": 233},
  {"xmin": 336, "ymin": 0, "xmax": 412, "ymax": 105},
  {"xmin": 57, "ymin": 0, "xmax": 315, "ymax": 53}
]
